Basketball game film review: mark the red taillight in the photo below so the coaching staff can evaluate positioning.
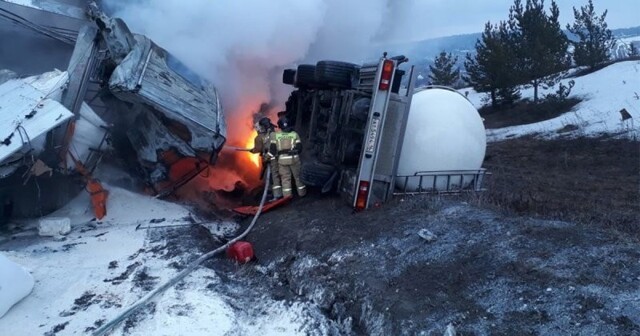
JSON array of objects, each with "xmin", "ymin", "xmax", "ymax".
[
  {"xmin": 378, "ymin": 60, "xmax": 394, "ymax": 91},
  {"xmin": 355, "ymin": 181, "xmax": 370, "ymax": 211}
]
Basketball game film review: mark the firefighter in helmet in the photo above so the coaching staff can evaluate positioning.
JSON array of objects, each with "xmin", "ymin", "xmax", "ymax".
[
  {"xmin": 269, "ymin": 116, "xmax": 306, "ymax": 197},
  {"xmin": 251, "ymin": 117, "xmax": 282, "ymax": 200}
]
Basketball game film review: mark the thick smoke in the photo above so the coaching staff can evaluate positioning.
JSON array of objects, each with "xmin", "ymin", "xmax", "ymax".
[
  {"xmin": 101, "ymin": 0, "xmax": 414, "ymax": 203},
  {"xmin": 102, "ymin": 0, "xmax": 408, "ymax": 129}
]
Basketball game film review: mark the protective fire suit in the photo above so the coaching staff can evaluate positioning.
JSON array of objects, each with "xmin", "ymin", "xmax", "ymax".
[
  {"xmin": 251, "ymin": 131, "xmax": 282, "ymax": 198},
  {"xmin": 269, "ymin": 130, "xmax": 306, "ymax": 197}
]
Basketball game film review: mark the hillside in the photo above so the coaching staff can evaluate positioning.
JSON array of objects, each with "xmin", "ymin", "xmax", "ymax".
[
  {"xmin": 396, "ymin": 26, "xmax": 640, "ymax": 86},
  {"xmin": 460, "ymin": 60, "xmax": 640, "ymax": 141}
]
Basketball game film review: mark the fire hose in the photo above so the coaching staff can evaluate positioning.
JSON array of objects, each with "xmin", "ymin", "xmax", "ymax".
[{"xmin": 93, "ymin": 166, "xmax": 271, "ymax": 336}]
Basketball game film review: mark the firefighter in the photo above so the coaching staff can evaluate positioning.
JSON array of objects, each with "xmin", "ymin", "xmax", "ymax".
[
  {"xmin": 250, "ymin": 117, "xmax": 283, "ymax": 200},
  {"xmin": 270, "ymin": 116, "xmax": 306, "ymax": 197}
]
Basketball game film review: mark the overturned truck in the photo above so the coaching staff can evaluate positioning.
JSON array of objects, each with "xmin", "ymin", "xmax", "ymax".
[
  {"xmin": 0, "ymin": 3, "xmax": 226, "ymax": 222},
  {"xmin": 282, "ymin": 56, "xmax": 416, "ymax": 210},
  {"xmin": 281, "ymin": 55, "xmax": 488, "ymax": 210}
]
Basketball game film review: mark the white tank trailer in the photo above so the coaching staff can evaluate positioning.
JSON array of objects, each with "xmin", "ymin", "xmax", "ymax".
[{"xmin": 396, "ymin": 87, "xmax": 486, "ymax": 192}]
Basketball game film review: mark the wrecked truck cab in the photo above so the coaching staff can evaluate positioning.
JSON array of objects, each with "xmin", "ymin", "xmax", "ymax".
[
  {"xmin": 107, "ymin": 33, "xmax": 227, "ymax": 153},
  {"xmin": 0, "ymin": 70, "xmax": 86, "ymax": 222},
  {"xmin": 105, "ymin": 34, "xmax": 227, "ymax": 194},
  {"xmin": 80, "ymin": 11, "xmax": 227, "ymax": 196}
]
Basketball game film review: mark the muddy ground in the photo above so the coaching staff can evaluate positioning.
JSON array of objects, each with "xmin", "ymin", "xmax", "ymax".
[{"xmin": 208, "ymin": 136, "xmax": 639, "ymax": 335}]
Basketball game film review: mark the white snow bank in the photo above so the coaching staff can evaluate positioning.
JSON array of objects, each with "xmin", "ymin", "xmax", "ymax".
[
  {"xmin": 48, "ymin": 182, "xmax": 195, "ymax": 226},
  {"xmin": 461, "ymin": 60, "xmax": 640, "ymax": 141},
  {"xmin": 0, "ymin": 184, "xmax": 326, "ymax": 335},
  {"xmin": 0, "ymin": 253, "xmax": 34, "ymax": 318},
  {"xmin": 0, "ymin": 185, "xmax": 195, "ymax": 333}
]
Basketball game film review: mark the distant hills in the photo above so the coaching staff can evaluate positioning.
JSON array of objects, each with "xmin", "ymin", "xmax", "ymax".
[{"xmin": 383, "ymin": 26, "xmax": 640, "ymax": 86}]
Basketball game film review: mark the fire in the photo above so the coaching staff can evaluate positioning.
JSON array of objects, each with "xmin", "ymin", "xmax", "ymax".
[
  {"xmin": 245, "ymin": 130, "xmax": 261, "ymax": 168},
  {"xmin": 168, "ymin": 99, "xmax": 279, "ymax": 211}
]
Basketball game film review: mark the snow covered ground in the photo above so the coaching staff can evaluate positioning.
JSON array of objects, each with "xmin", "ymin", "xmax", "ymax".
[
  {"xmin": 461, "ymin": 60, "xmax": 640, "ymax": 141},
  {"xmin": 0, "ymin": 185, "xmax": 326, "ymax": 335}
]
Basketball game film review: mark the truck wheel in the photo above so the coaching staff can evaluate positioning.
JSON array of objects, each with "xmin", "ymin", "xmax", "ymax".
[
  {"xmin": 315, "ymin": 61, "xmax": 358, "ymax": 89},
  {"xmin": 300, "ymin": 161, "xmax": 336, "ymax": 189},
  {"xmin": 282, "ymin": 69, "xmax": 296, "ymax": 85},
  {"xmin": 295, "ymin": 64, "xmax": 322, "ymax": 89}
]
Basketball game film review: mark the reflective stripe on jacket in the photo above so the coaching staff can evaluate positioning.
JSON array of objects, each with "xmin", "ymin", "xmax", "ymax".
[{"xmin": 270, "ymin": 131, "xmax": 301, "ymax": 153}]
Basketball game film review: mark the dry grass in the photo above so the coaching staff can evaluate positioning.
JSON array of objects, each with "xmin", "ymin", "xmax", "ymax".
[{"xmin": 476, "ymin": 136, "xmax": 640, "ymax": 236}]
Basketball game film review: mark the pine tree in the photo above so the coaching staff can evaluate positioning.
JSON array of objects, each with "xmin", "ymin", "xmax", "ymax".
[
  {"xmin": 509, "ymin": 0, "xmax": 569, "ymax": 103},
  {"xmin": 428, "ymin": 51, "xmax": 461, "ymax": 87},
  {"xmin": 567, "ymin": 0, "xmax": 615, "ymax": 68},
  {"xmin": 464, "ymin": 22, "xmax": 521, "ymax": 108},
  {"xmin": 629, "ymin": 43, "xmax": 639, "ymax": 57}
]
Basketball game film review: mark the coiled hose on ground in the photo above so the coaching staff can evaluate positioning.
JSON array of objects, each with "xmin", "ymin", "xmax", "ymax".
[{"xmin": 93, "ymin": 166, "xmax": 272, "ymax": 336}]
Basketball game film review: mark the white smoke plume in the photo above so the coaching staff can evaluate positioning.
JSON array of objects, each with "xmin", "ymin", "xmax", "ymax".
[{"xmin": 101, "ymin": 0, "xmax": 413, "ymax": 139}]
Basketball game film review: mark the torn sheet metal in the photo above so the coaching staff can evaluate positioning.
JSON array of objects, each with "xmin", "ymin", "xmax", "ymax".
[
  {"xmin": 0, "ymin": 70, "xmax": 73, "ymax": 173},
  {"xmin": 108, "ymin": 34, "xmax": 227, "ymax": 155},
  {"xmin": 0, "ymin": 0, "xmax": 88, "ymax": 44}
]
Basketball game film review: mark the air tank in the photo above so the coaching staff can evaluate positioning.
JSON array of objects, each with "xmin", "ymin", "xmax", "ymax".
[{"xmin": 396, "ymin": 87, "xmax": 486, "ymax": 191}]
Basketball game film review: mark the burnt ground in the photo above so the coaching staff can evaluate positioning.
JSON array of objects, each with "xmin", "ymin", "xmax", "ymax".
[
  {"xmin": 231, "ymin": 194, "xmax": 640, "ymax": 335},
  {"xmin": 207, "ymin": 136, "xmax": 639, "ymax": 335}
]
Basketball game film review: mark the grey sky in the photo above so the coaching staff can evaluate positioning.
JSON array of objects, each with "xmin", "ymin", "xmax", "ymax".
[{"xmin": 398, "ymin": 0, "xmax": 640, "ymax": 40}]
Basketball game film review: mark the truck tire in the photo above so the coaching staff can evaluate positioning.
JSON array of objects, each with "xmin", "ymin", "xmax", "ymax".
[
  {"xmin": 295, "ymin": 64, "xmax": 322, "ymax": 89},
  {"xmin": 300, "ymin": 161, "xmax": 336, "ymax": 188},
  {"xmin": 315, "ymin": 61, "xmax": 358, "ymax": 89},
  {"xmin": 282, "ymin": 69, "xmax": 296, "ymax": 85}
]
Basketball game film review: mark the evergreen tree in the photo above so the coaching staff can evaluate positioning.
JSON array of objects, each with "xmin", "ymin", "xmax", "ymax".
[
  {"xmin": 567, "ymin": 0, "xmax": 615, "ymax": 68},
  {"xmin": 509, "ymin": 0, "xmax": 569, "ymax": 102},
  {"xmin": 428, "ymin": 51, "xmax": 461, "ymax": 87},
  {"xmin": 630, "ymin": 43, "xmax": 640, "ymax": 57},
  {"xmin": 464, "ymin": 22, "xmax": 521, "ymax": 108}
]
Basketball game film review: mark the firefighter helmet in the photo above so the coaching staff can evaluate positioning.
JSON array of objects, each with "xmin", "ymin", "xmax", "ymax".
[
  {"xmin": 277, "ymin": 116, "xmax": 292, "ymax": 131},
  {"xmin": 258, "ymin": 117, "xmax": 273, "ymax": 130},
  {"xmin": 253, "ymin": 121, "xmax": 265, "ymax": 133}
]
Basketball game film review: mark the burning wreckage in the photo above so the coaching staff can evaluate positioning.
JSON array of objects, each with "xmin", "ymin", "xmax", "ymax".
[
  {"xmin": 0, "ymin": 4, "xmax": 227, "ymax": 223},
  {"xmin": 1, "ymin": 1, "xmax": 490, "ymax": 225}
]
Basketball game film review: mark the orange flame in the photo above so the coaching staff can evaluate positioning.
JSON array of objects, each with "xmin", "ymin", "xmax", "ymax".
[
  {"xmin": 168, "ymin": 99, "xmax": 280, "ymax": 211},
  {"xmin": 245, "ymin": 130, "xmax": 261, "ymax": 168}
]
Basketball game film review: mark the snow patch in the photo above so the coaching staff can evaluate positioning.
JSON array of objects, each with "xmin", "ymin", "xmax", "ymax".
[
  {"xmin": 462, "ymin": 60, "xmax": 640, "ymax": 140},
  {"xmin": 0, "ymin": 253, "xmax": 34, "ymax": 318}
]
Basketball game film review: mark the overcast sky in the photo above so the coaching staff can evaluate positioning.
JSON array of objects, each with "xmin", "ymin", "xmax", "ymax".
[{"xmin": 396, "ymin": 0, "xmax": 640, "ymax": 40}]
